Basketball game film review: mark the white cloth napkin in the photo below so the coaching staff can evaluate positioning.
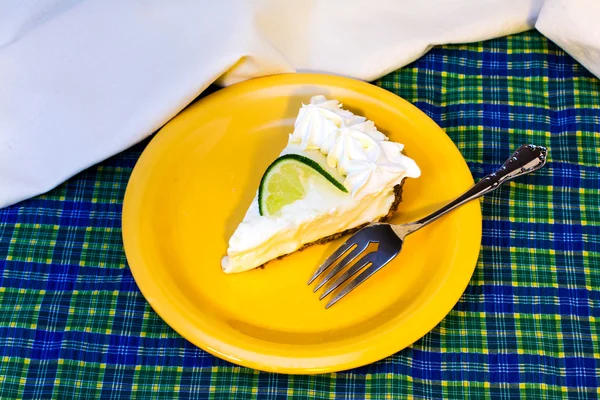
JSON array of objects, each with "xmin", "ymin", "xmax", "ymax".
[{"xmin": 0, "ymin": 0, "xmax": 598, "ymax": 209}]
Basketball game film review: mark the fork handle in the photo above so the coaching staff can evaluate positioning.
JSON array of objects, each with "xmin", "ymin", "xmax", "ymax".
[{"xmin": 403, "ymin": 144, "xmax": 547, "ymax": 233}]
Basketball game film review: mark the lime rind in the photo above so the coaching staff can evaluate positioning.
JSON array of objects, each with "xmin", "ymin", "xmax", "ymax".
[{"xmin": 258, "ymin": 154, "xmax": 348, "ymax": 216}]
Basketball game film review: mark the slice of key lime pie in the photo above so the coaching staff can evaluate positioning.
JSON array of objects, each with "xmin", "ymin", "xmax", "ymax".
[{"xmin": 221, "ymin": 95, "xmax": 421, "ymax": 273}]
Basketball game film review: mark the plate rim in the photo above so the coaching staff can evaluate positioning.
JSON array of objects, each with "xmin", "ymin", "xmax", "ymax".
[{"xmin": 122, "ymin": 72, "xmax": 483, "ymax": 374}]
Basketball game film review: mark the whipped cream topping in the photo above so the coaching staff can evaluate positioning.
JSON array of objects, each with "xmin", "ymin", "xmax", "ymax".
[{"xmin": 288, "ymin": 95, "xmax": 420, "ymax": 198}]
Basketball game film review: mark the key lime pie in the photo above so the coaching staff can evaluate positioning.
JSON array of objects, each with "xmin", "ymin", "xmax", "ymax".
[{"xmin": 221, "ymin": 95, "xmax": 421, "ymax": 273}]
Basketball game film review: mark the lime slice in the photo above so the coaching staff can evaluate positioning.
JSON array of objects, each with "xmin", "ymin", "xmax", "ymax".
[{"xmin": 258, "ymin": 154, "xmax": 347, "ymax": 216}]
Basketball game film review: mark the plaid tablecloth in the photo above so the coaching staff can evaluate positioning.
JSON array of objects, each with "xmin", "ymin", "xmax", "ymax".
[{"xmin": 1, "ymin": 30, "xmax": 599, "ymax": 399}]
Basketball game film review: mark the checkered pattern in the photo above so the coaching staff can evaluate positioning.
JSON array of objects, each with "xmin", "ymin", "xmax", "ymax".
[{"xmin": 1, "ymin": 30, "xmax": 599, "ymax": 399}]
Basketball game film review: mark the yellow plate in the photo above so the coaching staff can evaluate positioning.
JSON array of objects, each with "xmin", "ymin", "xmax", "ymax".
[{"xmin": 122, "ymin": 73, "xmax": 482, "ymax": 374}]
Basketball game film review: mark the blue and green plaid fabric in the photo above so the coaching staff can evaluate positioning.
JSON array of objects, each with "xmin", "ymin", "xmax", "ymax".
[{"xmin": 1, "ymin": 30, "xmax": 599, "ymax": 399}]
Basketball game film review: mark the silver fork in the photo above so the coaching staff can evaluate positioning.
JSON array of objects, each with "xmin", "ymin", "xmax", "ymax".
[{"xmin": 308, "ymin": 144, "xmax": 548, "ymax": 308}]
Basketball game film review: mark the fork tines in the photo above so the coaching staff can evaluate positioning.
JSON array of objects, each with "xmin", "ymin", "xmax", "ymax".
[{"xmin": 308, "ymin": 224, "xmax": 403, "ymax": 308}]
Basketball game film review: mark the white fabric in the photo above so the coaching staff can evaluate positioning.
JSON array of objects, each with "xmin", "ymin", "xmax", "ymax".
[
  {"xmin": 0, "ymin": 0, "xmax": 598, "ymax": 208},
  {"xmin": 536, "ymin": 0, "xmax": 600, "ymax": 78}
]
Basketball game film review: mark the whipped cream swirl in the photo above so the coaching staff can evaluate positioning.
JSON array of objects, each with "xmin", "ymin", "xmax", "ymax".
[{"xmin": 288, "ymin": 95, "xmax": 421, "ymax": 198}]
